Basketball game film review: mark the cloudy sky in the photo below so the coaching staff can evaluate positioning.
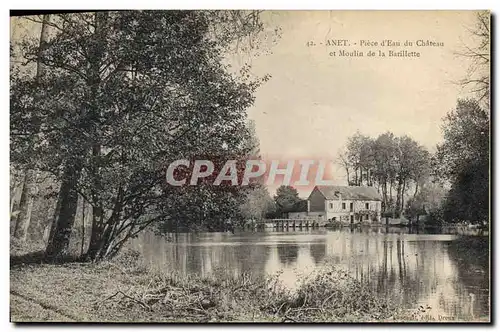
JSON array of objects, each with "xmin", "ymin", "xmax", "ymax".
[{"xmin": 230, "ymin": 10, "xmax": 482, "ymax": 196}]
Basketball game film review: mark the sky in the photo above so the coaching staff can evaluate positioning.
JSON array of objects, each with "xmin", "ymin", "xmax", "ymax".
[{"xmin": 229, "ymin": 11, "xmax": 483, "ymax": 197}]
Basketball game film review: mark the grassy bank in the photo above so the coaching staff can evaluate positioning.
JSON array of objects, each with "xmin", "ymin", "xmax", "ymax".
[{"xmin": 9, "ymin": 249, "xmax": 482, "ymax": 323}]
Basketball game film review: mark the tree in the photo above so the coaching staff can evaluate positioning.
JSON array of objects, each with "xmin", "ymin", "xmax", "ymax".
[
  {"xmin": 436, "ymin": 99, "xmax": 489, "ymax": 224},
  {"xmin": 161, "ymin": 182, "xmax": 249, "ymax": 232},
  {"xmin": 337, "ymin": 149, "xmax": 351, "ymax": 185},
  {"xmin": 11, "ymin": 14, "xmax": 50, "ymax": 243},
  {"xmin": 156, "ymin": 117, "xmax": 266, "ymax": 233},
  {"xmin": 441, "ymin": 162, "xmax": 488, "ymax": 224},
  {"xmin": 11, "ymin": 11, "xmax": 271, "ymax": 261},
  {"xmin": 436, "ymin": 99, "xmax": 489, "ymax": 178},
  {"xmin": 404, "ymin": 182, "xmax": 446, "ymax": 224},
  {"xmin": 274, "ymin": 185, "xmax": 302, "ymax": 216},
  {"xmin": 457, "ymin": 11, "xmax": 490, "ymax": 107},
  {"xmin": 371, "ymin": 132, "xmax": 398, "ymax": 212},
  {"xmin": 237, "ymin": 118, "xmax": 276, "ymax": 224},
  {"xmin": 240, "ymin": 185, "xmax": 275, "ymax": 223},
  {"xmin": 339, "ymin": 131, "xmax": 431, "ymax": 216},
  {"xmin": 393, "ymin": 136, "xmax": 430, "ymax": 216},
  {"xmin": 344, "ymin": 132, "xmax": 374, "ymax": 186}
]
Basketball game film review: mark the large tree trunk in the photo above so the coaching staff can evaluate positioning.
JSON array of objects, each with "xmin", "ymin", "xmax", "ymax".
[
  {"xmin": 87, "ymin": 190, "xmax": 125, "ymax": 262},
  {"xmin": 86, "ymin": 202, "xmax": 104, "ymax": 260},
  {"xmin": 13, "ymin": 172, "xmax": 37, "ymax": 241},
  {"xmin": 12, "ymin": 174, "xmax": 27, "ymax": 237},
  {"xmin": 10, "ymin": 169, "xmax": 22, "ymax": 214},
  {"xmin": 47, "ymin": 187, "xmax": 62, "ymax": 244},
  {"xmin": 12, "ymin": 15, "xmax": 50, "ymax": 242},
  {"xmin": 84, "ymin": 11, "xmax": 111, "ymax": 262},
  {"xmin": 10, "ymin": 175, "xmax": 22, "ymax": 235},
  {"xmin": 45, "ymin": 160, "xmax": 83, "ymax": 262}
]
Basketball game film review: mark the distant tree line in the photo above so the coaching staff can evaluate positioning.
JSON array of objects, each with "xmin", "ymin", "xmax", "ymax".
[
  {"xmin": 338, "ymin": 132, "xmax": 431, "ymax": 217},
  {"xmin": 339, "ymin": 96, "xmax": 489, "ymax": 226}
]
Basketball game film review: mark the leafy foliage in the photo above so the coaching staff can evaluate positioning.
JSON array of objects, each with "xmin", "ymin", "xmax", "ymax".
[
  {"xmin": 11, "ymin": 11, "xmax": 272, "ymax": 261},
  {"xmin": 338, "ymin": 132, "xmax": 431, "ymax": 216},
  {"xmin": 435, "ymin": 99, "xmax": 489, "ymax": 224},
  {"xmin": 404, "ymin": 182, "xmax": 447, "ymax": 224},
  {"xmin": 239, "ymin": 185, "xmax": 275, "ymax": 223},
  {"xmin": 273, "ymin": 185, "xmax": 306, "ymax": 217}
]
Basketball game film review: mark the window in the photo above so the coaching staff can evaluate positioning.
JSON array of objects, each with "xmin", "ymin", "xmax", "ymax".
[
  {"xmin": 365, "ymin": 215, "xmax": 369, "ymax": 220},
  {"xmin": 365, "ymin": 203, "xmax": 370, "ymax": 210},
  {"xmin": 342, "ymin": 203, "xmax": 346, "ymax": 210},
  {"xmin": 329, "ymin": 203, "xmax": 333, "ymax": 209},
  {"xmin": 349, "ymin": 202, "xmax": 353, "ymax": 212},
  {"xmin": 333, "ymin": 217, "xmax": 336, "ymax": 221}
]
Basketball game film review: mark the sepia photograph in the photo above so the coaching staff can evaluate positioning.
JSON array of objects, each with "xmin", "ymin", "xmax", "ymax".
[{"xmin": 9, "ymin": 9, "xmax": 490, "ymax": 323}]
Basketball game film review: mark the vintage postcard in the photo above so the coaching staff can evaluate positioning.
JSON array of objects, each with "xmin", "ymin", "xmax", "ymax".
[{"xmin": 10, "ymin": 10, "xmax": 490, "ymax": 323}]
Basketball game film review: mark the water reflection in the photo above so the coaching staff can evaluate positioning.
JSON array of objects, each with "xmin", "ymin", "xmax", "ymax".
[
  {"xmin": 130, "ymin": 227, "xmax": 489, "ymax": 321},
  {"xmin": 277, "ymin": 244, "xmax": 299, "ymax": 265},
  {"xmin": 309, "ymin": 242, "xmax": 326, "ymax": 264}
]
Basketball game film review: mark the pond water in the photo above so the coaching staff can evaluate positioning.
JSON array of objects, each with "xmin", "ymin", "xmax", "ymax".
[{"xmin": 130, "ymin": 227, "xmax": 490, "ymax": 321}]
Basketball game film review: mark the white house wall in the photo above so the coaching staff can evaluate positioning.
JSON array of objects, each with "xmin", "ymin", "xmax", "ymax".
[
  {"xmin": 324, "ymin": 199, "xmax": 381, "ymax": 223},
  {"xmin": 324, "ymin": 200, "xmax": 381, "ymax": 213}
]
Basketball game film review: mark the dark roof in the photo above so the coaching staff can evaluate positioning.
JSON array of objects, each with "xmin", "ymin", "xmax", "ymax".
[{"xmin": 312, "ymin": 185, "xmax": 382, "ymax": 201}]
